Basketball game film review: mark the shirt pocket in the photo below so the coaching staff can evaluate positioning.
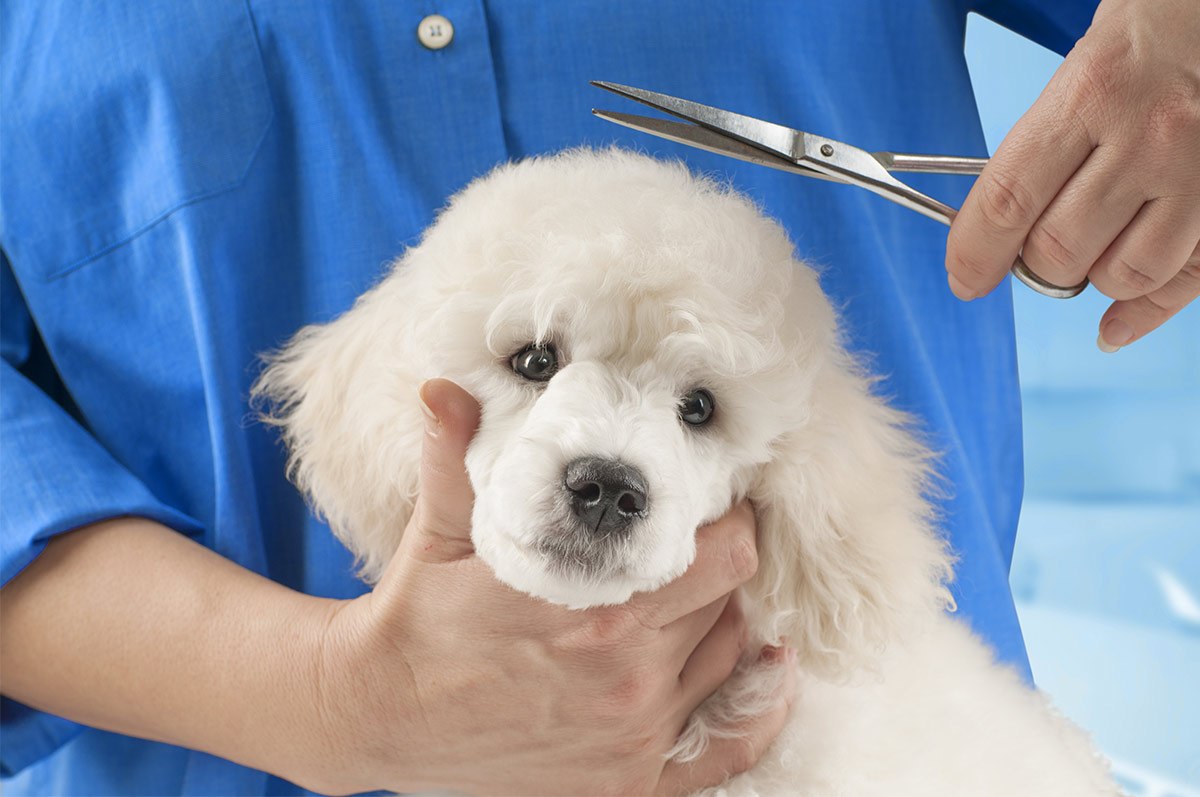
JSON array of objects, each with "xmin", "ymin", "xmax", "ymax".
[{"xmin": 0, "ymin": 1, "xmax": 273, "ymax": 282}]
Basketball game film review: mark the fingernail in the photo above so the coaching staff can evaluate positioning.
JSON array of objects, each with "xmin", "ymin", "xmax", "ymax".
[
  {"xmin": 417, "ymin": 383, "xmax": 442, "ymax": 438},
  {"xmin": 947, "ymin": 273, "xmax": 976, "ymax": 301},
  {"xmin": 1098, "ymin": 318, "xmax": 1134, "ymax": 353}
]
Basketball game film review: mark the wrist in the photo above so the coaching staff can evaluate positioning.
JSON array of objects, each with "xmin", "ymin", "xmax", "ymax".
[
  {"xmin": 294, "ymin": 592, "xmax": 429, "ymax": 795},
  {"xmin": 267, "ymin": 594, "xmax": 382, "ymax": 796}
]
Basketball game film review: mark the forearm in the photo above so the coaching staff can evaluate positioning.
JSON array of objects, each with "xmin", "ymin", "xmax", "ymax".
[{"xmin": 0, "ymin": 517, "xmax": 351, "ymax": 793}]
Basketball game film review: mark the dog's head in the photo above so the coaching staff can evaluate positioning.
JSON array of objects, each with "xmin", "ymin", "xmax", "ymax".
[{"xmin": 255, "ymin": 149, "xmax": 953, "ymax": 676}]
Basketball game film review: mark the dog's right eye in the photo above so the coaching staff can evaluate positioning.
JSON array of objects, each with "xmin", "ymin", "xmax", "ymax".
[
  {"xmin": 679, "ymin": 388, "xmax": 715, "ymax": 426},
  {"xmin": 511, "ymin": 344, "xmax": 558, "ymax": 382}
]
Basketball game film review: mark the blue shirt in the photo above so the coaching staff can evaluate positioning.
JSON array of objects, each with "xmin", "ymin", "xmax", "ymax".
[{"xmin": 1, "ymin": 1, "xmax": 1097, "ymax": 793}]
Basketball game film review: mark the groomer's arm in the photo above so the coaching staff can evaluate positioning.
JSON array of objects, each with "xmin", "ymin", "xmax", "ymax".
[
  {"xmin": 0, "ymin": 516, "xmax": 345, "ymax": 789},
  {"xmin": 1, "ymin": 379, "xmax": 794, "ymax": 796},
  {"xmin": 946, "ymin": 0, "xmax": 1200, "ymax": 350}
]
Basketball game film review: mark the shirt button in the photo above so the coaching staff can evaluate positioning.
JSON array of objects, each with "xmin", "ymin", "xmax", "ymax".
[{"xmin": 417, "ymin": 14, "xmax": 454, "ymax": 50}]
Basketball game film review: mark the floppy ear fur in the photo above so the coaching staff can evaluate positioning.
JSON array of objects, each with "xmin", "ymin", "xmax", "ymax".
[
  {"xmin": 746, "ymin": 345, "xmax": 955, "ymax": 680},
  {"xmin": 251, "ymin": 278, "xmax": 426, "ymax": 584}
]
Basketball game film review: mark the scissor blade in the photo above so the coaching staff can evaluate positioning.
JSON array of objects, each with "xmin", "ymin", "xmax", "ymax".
[
  {"xmin": 591, "ymin": 82, "xmax": 1084, "ymax": 299},
  {"xmin": 591, "ymin": 110, "xmax": 843, "ymax": 183},
  {"xmin": 591, "ymin": 81, "xmax": 804, "ymax": 164}
]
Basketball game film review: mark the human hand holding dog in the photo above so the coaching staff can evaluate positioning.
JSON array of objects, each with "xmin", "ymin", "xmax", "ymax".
[
  {"xmin": 946, "ymin": 0, "xmax": 1200, "ymax": 351},
  {"xmin": 315, "ymin": 378, "xmax": 797, "ymax": 796}
]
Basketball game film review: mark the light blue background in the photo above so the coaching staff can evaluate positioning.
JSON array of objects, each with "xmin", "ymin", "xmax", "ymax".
[{"xmin": 965, "ymin": 15, "xmax": 1200, "ymax": 796}]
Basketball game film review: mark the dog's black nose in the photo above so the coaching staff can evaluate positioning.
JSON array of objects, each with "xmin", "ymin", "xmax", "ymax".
[{"xmin": 563, "ymin": 457, "xmax": 648, "ymax": 535}]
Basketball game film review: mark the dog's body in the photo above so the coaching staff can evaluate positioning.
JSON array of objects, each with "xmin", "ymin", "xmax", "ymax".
[
  {"xmin": 704, "ymin": 617, "xmax": 1110, "ymax": 795},
  {"xmin": 255, "ymin": 149, "xmax": 1117, "ymax": 795}
]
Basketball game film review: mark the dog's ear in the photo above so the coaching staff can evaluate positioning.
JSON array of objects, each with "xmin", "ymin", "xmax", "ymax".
[
  {"xmin": 746, "ymin": 350, "xmax": 955, "ymax": 679},
  {"xmin": 251, "ymin": 283, "xmax": 425, "ymax": 583}
]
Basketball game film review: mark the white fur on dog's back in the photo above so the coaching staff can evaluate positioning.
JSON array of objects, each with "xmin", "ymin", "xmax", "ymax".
[{"xmin": 705, "ymin": 616, "xmax": 1117, "ymax": 796}]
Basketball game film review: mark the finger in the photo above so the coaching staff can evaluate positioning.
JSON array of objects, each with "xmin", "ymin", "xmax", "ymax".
[
  {"xmin": 675, "ymin": 592, "xmax": 747, "ymax": 711},
  {"xmin": 1097, "ymin": 243, "xmax": 1200, "ymax": 352},
  {"xmin": 1089, "ymin": 197, "xmax": 1200, "ymax": 301},
  {"xmin": 946, "ymin": 78, "xmax": 1094, "ymax": 299},
  {"xmin": 625, "ymin": 500, "xmax": 757, "ymax": 629},
  {"xmin": 404, "ymin": 378, "xmax": 482, "ymax": 562},
  {"xmin": 658, "ymin": 649, "xmax": 797, "ymax": 796},
  {"xmin": 1020, "ymin": 146, "xmax": 1143, "ymax": 290}
]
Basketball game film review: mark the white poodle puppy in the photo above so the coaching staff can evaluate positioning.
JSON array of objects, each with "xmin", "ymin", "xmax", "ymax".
[{"xmin": 254, "ymin": 149, "xmax": 1118, "ymax": 796}]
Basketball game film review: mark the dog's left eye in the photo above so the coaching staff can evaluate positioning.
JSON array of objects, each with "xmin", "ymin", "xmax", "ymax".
[
  {"xmin": 679, "ymin": 388, "xmax": 715, "ymax": 426},
  {"xmin": 511, "ymin": 344, "xmax": 558, "ymax": 381}
]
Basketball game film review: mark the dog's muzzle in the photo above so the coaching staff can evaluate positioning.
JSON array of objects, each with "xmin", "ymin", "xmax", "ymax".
[{"xmin": 563, "ymin": 457, "xmax": 648, "ymax": 535}]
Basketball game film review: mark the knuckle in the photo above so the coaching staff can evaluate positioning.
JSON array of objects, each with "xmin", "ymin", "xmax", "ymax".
[
  {"xmin": 945, "ymin": 244, "xmax": 997, "ymax": 285},
  {"xmin": 578, "ymin": 606, "xmax": 642, "ymax": 652},
  {"xmin": 977, "ymin": 168, "xmax": 1041, "ymax": 233},
  {"xmin": 727, "ymin": 536, "xmax": 758, "ymax": 584},
  {"xmin": 605, "ymin": 666, "xmax": 659, "ymax": 713},
  {"xmin": 724, "ymin": 736, "xmax": 761, "ymax": 776},
  {"xmin": 615, "ymin": 721, "xmax": 667, "ymax": 759},
  {"xmin": 623, "ymin": 601, "xmax": 660, "ymax": 633},
  {"xmin": 1073, "ymin": 36, "xmax": 1131, "ymax": 104},
  {"xmin": 609, "ymin": 722, "xmax": 676, "ymax": 790},
  {"xmin": 1107, "ymin": 257, "xmax": 1160, "ymax": 295},
  {"xmin": 1144, "ymin": 80, "xmax": 1200, "ymax": 145},
  {"xmin": 1026, "ymin": 222, "xmax": 1086, "ymax": 276},
  {"xmin": 1156, "ymin": 260, "xmax": 1200, "ymax": 310}
]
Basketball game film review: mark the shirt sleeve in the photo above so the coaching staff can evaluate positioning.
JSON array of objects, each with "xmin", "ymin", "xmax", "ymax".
[
  {"xmin": 1, "ymin": 253, "xmax": 204, "ymax": 585},
  {"xmin": 971, "ymin": 0, "xmax": 1101, "ymax": 55},
  {"xmin": 1, "ymin": 251, "xmax": 204, "ymax": 776}
]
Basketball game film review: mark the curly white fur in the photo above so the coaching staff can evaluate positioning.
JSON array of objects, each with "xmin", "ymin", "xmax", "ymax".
[{"xmin": 254, "ymin": 149, "xmax": 1119, "ymax": 796}]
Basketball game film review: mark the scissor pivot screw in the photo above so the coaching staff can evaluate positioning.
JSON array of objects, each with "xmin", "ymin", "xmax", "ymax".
[{"xmin": 820, "ymin": 144, "xmax": 835, "ymax": 156}]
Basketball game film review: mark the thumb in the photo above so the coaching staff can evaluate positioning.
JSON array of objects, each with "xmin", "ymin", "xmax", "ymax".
[{"xmin": 403, "ymin": 378, "xmax": 482, "ymax": 563}]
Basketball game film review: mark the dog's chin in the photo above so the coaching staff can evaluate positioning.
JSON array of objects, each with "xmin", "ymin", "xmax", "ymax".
[{"xmin": 473, "ymin": 524, "xmax": 679, "ymax": 609}]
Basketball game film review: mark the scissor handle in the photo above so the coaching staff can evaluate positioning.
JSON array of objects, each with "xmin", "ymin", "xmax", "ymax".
[
  {"xmin": 937, "ymin": 205, "xmax": 1089, "ymax": 299},
  {"xmin": 1009, "ymin": 255, "xmax": 1089, "ymax": 298},
  {"xmin": 874, "ymin": 153, "xmax": 989, "ymax": 176}
]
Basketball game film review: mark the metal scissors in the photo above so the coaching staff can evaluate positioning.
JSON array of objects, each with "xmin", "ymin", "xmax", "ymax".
[{"xmin": 591, "ymin": 81, "xmax": 1088, "ymax": 299}]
